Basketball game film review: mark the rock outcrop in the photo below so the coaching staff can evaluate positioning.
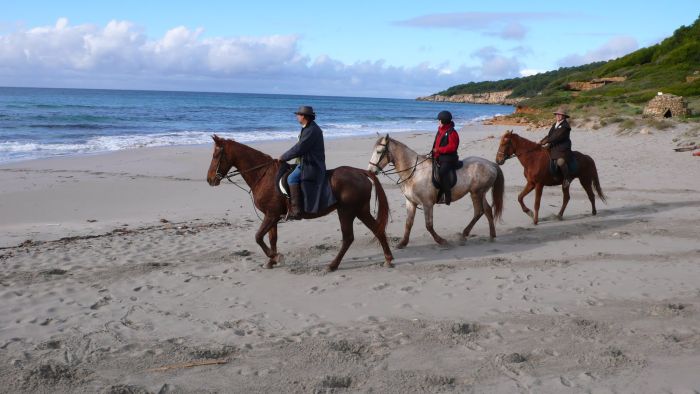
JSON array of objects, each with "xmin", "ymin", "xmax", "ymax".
[
  {"xmin": 416, "ymin": 90, "xmax": 523, "ymax": 105},
  {"xmin": 564, "ymin": 77, "xmax": 627, "ymax": 91}
]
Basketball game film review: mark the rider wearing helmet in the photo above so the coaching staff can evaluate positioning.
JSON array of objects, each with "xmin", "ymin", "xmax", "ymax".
[{"xmin": 432, "ymin": 110, "xmax": 460, "ymax": 205}]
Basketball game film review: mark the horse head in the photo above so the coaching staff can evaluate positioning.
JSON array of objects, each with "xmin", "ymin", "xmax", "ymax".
[
  {"xmin": 207, "ymin": 134, "xmax": 233, "ymax": 186},
  {"xmin": 368, "ymin": 133, "xmax": 391, "ymax": 174},
  {"xmin": 496, "ymin": 130, "xmax": 516, "ymax": 165}
]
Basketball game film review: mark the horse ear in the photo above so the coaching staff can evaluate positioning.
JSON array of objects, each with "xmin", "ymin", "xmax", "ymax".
[
  {"xmin": 385, "ymin": 133, "xmax": 389, "ymax": 140},
  {"xmin": 507, "ymin": 129, "xmax": 513, "ymax": 135}
]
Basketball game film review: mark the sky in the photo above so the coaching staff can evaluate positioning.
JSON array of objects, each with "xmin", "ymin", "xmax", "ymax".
[{"xmin": 1, "ymin": 1, "xmax": 698, "ymax": 98}]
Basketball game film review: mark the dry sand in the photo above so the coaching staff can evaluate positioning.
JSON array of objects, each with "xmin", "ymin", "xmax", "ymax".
[{"xmin": 1, "ymin": 123, "xmax": 699, "ymax": 393}]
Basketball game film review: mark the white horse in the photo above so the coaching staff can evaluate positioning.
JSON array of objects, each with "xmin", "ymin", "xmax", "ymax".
[{"xmin": 368, "ymin": 134, "xmax": 504, "ymax": 248}]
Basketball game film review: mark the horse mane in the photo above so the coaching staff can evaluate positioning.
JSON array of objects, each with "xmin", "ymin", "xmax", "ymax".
[
  {"xmin": 509, "ymin": 132, "xmax": 541, "ymax": 150},
  {"xmin": 387, "ymin": 136, "xmax": 420, "ymax": 155},
  {"xmin": 222, "ymin": 137, "xmax": 273, "ymax": 162}
]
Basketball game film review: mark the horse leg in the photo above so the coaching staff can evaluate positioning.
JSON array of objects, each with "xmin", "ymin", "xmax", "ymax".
[
  {"xmin": 398, "ymin": 199, "xmax": 417, "ymax": 249},
  {"xmin": 267, "ymin": 223, "xmax": 283, "ymax": 266},
  {"xmin": 357, "ymin": 210, "xmax": 394, "ymax": 268},
  {"xmin": 482, "ymin": 194, "xmax": 496, "ymax": 240},
  {"xmin": 580, "ymin": 175, "xmax": 597, "ymax": 215},
  {"xmin": 424, "ymin": 203, "xmax": 448, "ymax": 245},
  {"xmin": 533, "ymin": 183, "xmax": 544, "ymax": 225},
  {"xmin": 327, "ymin": 209, "xmax": 355, "ymax": 272},
  {"xmin": 557, "ymin": 183, "xmax": 571, "ymax": 220},
  {"xmin": 462, "ymin": 192, "xmax": 483, "ymax": 239},
  {"xmin": 518, "ymin": 181, "xmax": 536, "ymax": 218},
  {"xmin": 255, "ymin": 216, "xmax": 281, "ymax": 268}
]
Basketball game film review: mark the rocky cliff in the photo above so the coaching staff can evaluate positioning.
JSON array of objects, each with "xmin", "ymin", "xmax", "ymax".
[{"xmin": 416, "ymin": 90, "xmax": 523, "ymax": 105}]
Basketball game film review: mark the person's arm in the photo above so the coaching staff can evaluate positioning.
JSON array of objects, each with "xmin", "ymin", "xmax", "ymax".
[
  {"xmin": 436, "ymin": 131, "xmax": 459, "ymax": 154},
  {"xmin": 279, "ymin": 128, "xmax": 316, "ymax": 161},
  {"xmin": 546, "ymin": 123, "xmax": 571, "ymax": 145}
]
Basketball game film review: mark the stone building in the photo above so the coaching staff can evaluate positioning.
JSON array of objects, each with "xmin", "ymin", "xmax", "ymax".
[{"xmin": 643, "ymin": 94, "xmax": 689, "ymax": 118}]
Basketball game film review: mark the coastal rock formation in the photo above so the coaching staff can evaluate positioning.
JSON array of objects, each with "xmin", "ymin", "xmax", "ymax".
[
  {"xmin": 565, "ymin": 77, "xmax": 627, "ymax": 91},
  {"xmin": 416, "ymin": 90, "xmax": 523, "ymax": 105},
  {"xmin": 643, "ymin": 94, "xmax": 689, "ymax": 118}
]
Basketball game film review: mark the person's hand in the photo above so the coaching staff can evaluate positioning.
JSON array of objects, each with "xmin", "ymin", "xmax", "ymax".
[{"xmin": 541, "ymin": 143, "xmax": 549, "ymax": 149}]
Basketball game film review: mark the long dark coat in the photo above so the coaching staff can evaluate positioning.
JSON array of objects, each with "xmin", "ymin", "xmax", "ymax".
[
  {"xmin": 542, "ymin": 119, "xmax": 572, "ymax": 160},
  {"xmin": 280, "ymin": 121, "xmax": 337, "ymax": 213}
]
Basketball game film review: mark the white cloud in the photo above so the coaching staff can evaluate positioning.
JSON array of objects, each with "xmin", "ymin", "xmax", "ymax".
[
  {"xmin": 519, "ymin": 68, "xmax": 544, "ymax": 77},
  {"xmin": 0, "ymin": 19, "xmax": 522, "ymax": 97},
  {"xmin": 471, "ymin": 46, "xmax": 523, "ymax": 80},
  {"xmin": 557, "ymin": 36, "xmax": 639, "ymax": 67},
  {"xmin": 395, "ymin": 12, "xmax": 568, "ymax": 41}
]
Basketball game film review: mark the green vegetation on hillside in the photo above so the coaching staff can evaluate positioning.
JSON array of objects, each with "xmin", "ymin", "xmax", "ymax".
[{"xmin": 434, "ymin": 15, "xmax": 700, "ymax": 119}]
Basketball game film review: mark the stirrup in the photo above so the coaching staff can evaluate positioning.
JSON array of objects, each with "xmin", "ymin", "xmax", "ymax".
[{"xmin": 562, "ymin": 178, "xmax": 571, "ymax": 188}]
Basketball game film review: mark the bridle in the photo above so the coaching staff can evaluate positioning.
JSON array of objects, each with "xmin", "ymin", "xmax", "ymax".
[
  {"xmin": 368, "ymin": 138, "xmax": 389, "ymax": 169},
  {"xmin": 369, "ymin": 137, "xmax": 430, "ymax": 185},
  {"xmin": 497, "ymin": 137, "xmax": 543, "ymax": 163},
  {"xmin": 496, "ymin": 138, "xmax": 516, "ymax": 163},
  {"xmin": 212, "ymin": 144, "xmax": 275, "ymax": 221},
  {"xmin": 214, "ymin": 146, "xmax": 273, "ymax": 183}
]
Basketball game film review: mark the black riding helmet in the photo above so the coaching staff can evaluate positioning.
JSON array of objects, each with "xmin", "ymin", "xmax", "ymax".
[{"xmin": 437, "ymin": 110, "xmax": 452, "ymax": 123}]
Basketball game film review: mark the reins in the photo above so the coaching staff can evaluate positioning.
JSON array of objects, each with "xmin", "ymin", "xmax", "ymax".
[
  {"xmin": 371, "ymin": 138, "xmax": 430, "ymax": 185},
  {"xmin": 215, "ymin": 151, "xmax": 275, "ymax": 221},
  {"xmin": 498, "ymin": 139, "xmax": 545, "ymax": 162}
]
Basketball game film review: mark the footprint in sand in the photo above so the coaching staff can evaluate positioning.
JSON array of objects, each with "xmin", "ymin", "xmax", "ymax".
[
  {"xmin": 306, "ymin": 286, "xmax": 325, "ymax": 295},
  {"xmin": 372, "ymin": 282, "xmax": 390, "ymax": 291},
  {"xmin": 399, "ymin": 286, "xmax": 420, "ymax": 295}
]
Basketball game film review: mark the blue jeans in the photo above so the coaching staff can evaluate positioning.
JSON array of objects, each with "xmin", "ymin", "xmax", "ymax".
[{"xmin": 287, "ymin": 165, "xmax": 302, "ymax": 185}]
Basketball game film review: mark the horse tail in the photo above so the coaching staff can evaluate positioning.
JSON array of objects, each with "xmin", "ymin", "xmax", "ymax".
[
  {"xmin": 366, "ymin": 170, "xmax": 389, "ymax": 236},
  {"xmin": 590, "ymin": 158, "xmax": 606, "ymax": 203},
  {"xmin": 492, "ymin": 165, "xmax": 505, "ymax": 221}
]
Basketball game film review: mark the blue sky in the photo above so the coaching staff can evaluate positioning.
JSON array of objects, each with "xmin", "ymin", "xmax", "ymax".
[{"xmin": 1, "ymin": 1, "xmax": 698, "ymax": 98}]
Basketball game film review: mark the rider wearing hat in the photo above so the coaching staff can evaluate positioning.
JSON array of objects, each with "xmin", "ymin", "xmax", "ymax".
[
  {"xmin": 278, "ymin": 106, "xmax": 336, "ymax": 220},
  {"xmin": 539, "ymin": 106, "xmax": 573, "ymax": 187},
  {"xmin": 432, "ymin": 110, "xmax": 460, "ymax": 205}
]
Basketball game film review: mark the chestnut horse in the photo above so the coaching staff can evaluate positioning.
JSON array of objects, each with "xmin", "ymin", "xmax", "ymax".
[
  {"xmin": 206, "ymin": 135, "xmax": 393, "ymax": 271},
  {"xmin": 496, "ymin": 130, "xmax": 605, "ymax": 225}
]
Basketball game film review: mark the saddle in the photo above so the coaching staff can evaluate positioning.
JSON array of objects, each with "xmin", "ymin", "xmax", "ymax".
[
  {"xmin": 431, "ymin": 157, "xmax": 464, "ymax": 190},
  {"xmin": 275, "ymin": 162, "xmax": 296, "ymax": 198},
  {"xmin": 548, "ymin": 153, "xmax": 579, "ymax": 179}
]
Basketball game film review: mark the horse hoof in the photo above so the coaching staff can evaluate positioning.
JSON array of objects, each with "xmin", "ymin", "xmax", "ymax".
[
  {"xmin": 264, "ymin": 261, "xmax": 275, "ymax": 269},
  {"xmin": 525, "ymin": 210, "xmax": 534, "ymax": 218},
  {"xmin": 325, "ymin": 265, "xmax": 338, "ymax": 272},
  {"xmin": 556, "ymin": 215, "xmax": 564, "ymax": 221},
  {"xmin": 592, "ymin": 210, "xmax": 597, "ymax": 216},
  {"xmin": 273, "ymin": 253, "xmax": 284, "ymax": 265},
  {"xmin": 383, "ymin": 260, "xmax": 395, "ymax": 268},
  {"xmin": 397, "ymin": 241, "xmax": 408, "ymax": 249}
]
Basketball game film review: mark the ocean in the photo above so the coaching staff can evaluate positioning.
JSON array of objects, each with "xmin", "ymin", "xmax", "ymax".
[{"xmin": 0, "ymin": 87, "xmax": 513, "ymax": 163}]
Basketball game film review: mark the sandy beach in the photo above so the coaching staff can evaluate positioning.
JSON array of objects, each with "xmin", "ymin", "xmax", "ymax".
[{"xmin": 1, "ymin": 123, "xmax": 700, "ymax": 393}]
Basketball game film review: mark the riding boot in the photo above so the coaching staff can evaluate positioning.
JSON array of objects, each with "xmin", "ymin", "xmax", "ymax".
[
  {"xmin": 444, "ymin": 189, "xmax": 452, "ymax": 206},
  {"xmin": 559, "ymin": 162, "xmax": 571, "ymax": 188},
  {"xmin": 287, "ymin": 184, "xmax": 303, "ymax": 220}
]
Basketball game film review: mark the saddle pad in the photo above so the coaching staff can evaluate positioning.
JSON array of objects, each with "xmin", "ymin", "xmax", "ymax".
[
  {"xmin": 275, "ymin": 162, "xmax": 295, "ymax": 197},
  {"xmin": 548, "ymin": 154, "xmax": 579, "ymax": 177}
]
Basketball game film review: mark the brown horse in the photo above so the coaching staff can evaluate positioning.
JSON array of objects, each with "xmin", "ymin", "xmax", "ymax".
[
  {"xmin": 495, "ymin": 130, "xmax": 605, "ymax": 225},
  {"xmin": 206, "ymin": 135, "xmax": 394, "ymax": 271}
]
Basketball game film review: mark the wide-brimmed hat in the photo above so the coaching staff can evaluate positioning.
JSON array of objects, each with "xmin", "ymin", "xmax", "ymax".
[
  {"xmin": 294, "ymin": 106, "xmax": 315, "ymax": 116},
  {"xmin": 553, "ymin": 106, "xmax": 570, "ymax": 118}
]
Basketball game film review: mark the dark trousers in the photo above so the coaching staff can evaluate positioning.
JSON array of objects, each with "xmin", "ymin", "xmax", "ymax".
[{"xmin": 438, "ymin": 154, "xmax": 458, "ymax": 204}]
